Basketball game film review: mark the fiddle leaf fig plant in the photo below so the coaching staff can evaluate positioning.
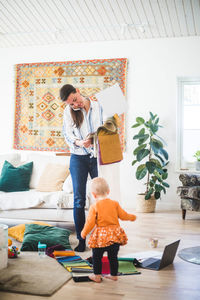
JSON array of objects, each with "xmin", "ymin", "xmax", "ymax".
[{"xmin": 132, "ymin": 112, "xmax": 169, "ymax": 200}]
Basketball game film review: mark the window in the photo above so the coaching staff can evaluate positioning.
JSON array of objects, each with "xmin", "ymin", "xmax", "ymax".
[{"xmin": 177, "ymin": 78, "xmax": 200, "ymax": 171}]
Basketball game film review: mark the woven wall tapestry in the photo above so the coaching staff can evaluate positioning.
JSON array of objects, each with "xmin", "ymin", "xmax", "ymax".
[{"xmin": 14, "ymin": 58, "xmax": 128, "ymax": 152}]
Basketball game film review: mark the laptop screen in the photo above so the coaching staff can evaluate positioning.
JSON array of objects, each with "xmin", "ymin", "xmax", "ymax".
[{"xmin": 159, "ymin": 240, "xmax": 180, "ymax": 269}]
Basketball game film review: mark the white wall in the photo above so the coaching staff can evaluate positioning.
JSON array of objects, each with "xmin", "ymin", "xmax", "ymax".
[{"xmin": 1, "ymin": 37, "xmax": 200, "ymax": 210}]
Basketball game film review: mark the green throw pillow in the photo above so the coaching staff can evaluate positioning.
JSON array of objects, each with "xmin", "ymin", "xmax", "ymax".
[
  {"xmin": 0, "ymin": 160, "xmax": 33, "ymax": 192},
  {"xmin": 21, "ymin": 224, "xmax": 71, "ymax": 251}
]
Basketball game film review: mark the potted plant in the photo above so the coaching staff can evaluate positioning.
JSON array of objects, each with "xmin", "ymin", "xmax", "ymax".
[
  {"xmin": 132, "ymin": 112, "xmax": 169, "ymax": 212},
  {"xmin": 194, "ymin": 150, "xmax": 200, "ymax": 171}
]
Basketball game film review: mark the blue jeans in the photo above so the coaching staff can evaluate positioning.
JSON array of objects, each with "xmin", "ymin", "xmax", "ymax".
[{"xmin": 70, "ymin": 154, "xmax": 98, "ymax": 240}]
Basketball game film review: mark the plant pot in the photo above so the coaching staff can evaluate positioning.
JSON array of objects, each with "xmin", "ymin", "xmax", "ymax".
[
  {"xmin": 195, "ymin": 161, "xmax": 200, "ymax": 171},
  {"xmin": 136, "ymin": 194, "xmax": 156, "ymax": 213}
]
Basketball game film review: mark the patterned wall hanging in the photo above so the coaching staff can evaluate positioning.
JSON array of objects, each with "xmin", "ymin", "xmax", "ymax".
[{"xmin": 14, "ymin": 58, "xmax": 128, "ymax": 153}]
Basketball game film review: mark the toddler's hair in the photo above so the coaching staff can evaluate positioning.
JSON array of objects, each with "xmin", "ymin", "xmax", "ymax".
[{"xmin": 90, "ymin": 177, "xmax": 109, "ymax": 197}]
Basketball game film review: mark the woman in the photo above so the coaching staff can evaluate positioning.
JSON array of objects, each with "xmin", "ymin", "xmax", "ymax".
[{"xmin": 60, "ymin": 84, "xmax": 103, "ymax": 252}]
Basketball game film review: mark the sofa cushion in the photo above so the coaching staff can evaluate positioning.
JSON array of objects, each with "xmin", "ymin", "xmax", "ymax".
[
  {"xmin": 62, "ymin": 174, "xmax": 73, "ymax": 193},
  {"xmin": 177, "ymin": 186, "xmax": 200, "ymax": 201},
  {"xmin": 181, "ymin": 198, "xmax": 200, "ymax": 212},
  {"xmin": 36, "ymin": 163, "xmax": 69, "ymax": 192},
  {"xmin": 25, "ymin": 153, "xmax": 70, "ymax": 189},
  {"xmin": 0, "ymin": 161, "xmax": 33, "ymax": 192},
  {"xmin": 8, "ymin": 221, "xmax": 52, "ymax": 242},
  {"xmin": 21, "ymin": 224, "xmax": 71, "ymax": 251}
]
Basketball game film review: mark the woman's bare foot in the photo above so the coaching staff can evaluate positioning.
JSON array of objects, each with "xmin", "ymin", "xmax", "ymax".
[
  {"xmin": 104, "ymin": 274, "xmax": 118, "ymax": 281},
  {"xmin": 89, "ymin": 274, "xmax": 102, "ymax": 283}
]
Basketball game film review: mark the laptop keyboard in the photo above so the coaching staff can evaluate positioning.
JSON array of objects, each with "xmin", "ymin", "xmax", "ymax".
[
  {"xmin": 148, "ymin": 261, "xmax": 159, "ymax": 268},
  {"xmin": 142, "ymin": 258, "xmax": 160, "ymax": 268}
]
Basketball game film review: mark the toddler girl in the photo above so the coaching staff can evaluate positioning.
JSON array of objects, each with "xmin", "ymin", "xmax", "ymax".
[{"xmin": 81, "ymin": 177, "xmax": 136, "ymax": 283}]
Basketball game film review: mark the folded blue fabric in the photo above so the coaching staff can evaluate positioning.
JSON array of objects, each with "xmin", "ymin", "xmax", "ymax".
[{"xmin": 56, "ymin": 256, "xmax": 82, "ymax": 262}]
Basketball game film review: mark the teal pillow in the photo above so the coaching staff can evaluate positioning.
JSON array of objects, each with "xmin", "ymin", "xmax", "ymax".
[
  {"xmin": 21, "ymin": 224, "xmax": 71, "ymax": 251},
  {"xmin": 0, "ymin": 160, "xmax": 33, "ymax": 192}
]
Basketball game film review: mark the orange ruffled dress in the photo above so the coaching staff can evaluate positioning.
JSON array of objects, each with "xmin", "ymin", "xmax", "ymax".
[
  {"xmin": 88, "ymin": 224, "xmax": 128, "ymax": 248},
  {"xmin": 81, "ymin": 198, "xmax": 136, "ymax": 249}
]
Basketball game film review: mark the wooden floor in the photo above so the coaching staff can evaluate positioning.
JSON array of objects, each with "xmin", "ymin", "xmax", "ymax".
[{"xmin": 1, "ymin": 210, "xmax": 200, "ymax": 300}]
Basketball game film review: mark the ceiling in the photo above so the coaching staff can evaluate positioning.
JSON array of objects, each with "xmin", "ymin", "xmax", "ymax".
[{"xmin": 0, "ymin": 0, "xmax": 199, "ymax": 48}]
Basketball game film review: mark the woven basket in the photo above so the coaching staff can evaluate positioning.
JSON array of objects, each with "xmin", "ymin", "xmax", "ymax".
[{"xmin": 136, "ymin": 194, "xmax": 156, "ymax": 213}]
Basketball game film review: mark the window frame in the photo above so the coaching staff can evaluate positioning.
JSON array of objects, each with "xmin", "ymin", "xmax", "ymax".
[{"xmin": 177, "ymin": 77, "xmax": 200, "ymax": 172}]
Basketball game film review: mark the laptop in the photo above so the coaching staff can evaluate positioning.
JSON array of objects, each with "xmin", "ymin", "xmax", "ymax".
[{"xmin": 140, "ymin": 240, "xmax": 180, "ymax": 270}]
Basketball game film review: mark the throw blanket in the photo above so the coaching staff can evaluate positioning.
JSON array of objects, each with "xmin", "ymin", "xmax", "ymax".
[
  {"xmin": 0, "ymin": 190, "xmax": 43, "ymax": 210},
  {"xmin": 0, "ymin": 190, "xmax": 73, "ymax": 210}
]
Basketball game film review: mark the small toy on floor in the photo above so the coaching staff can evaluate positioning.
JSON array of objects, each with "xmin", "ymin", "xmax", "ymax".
[
  {"xmin": 8, "ymin": 238, "xmax": 12, "ymax": 246},
  {"xmin": 8, "ymin": 246, "xmax": 20, "ymax": 258}
]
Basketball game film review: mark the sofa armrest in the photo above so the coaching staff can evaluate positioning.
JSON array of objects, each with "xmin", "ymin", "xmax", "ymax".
[{"xmin": 179, "ymin": 173, "xmax": 200, "ymax": 186}]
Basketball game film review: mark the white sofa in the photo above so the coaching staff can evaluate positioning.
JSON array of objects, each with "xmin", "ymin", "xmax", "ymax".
[{"xmin": 0, "ymin": 152, "xmax": 90, "ymax": 229}]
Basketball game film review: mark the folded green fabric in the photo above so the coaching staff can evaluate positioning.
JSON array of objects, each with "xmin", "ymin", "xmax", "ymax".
[
  {"xmin": 118, "ymin": 261, "xmax": 140, "ymax": 274},
  {"xmin": 21, "ymin": 224, "xmax": 71, "ymax": 251},
  {"xmin": 0, "ymin": 160, "xmax": 33, "ymax": 192},
  {"xmin": 118, "ymin": 257, "xmax": 135, "ymax": 262}
]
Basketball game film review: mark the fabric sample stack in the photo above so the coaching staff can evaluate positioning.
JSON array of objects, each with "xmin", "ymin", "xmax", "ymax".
[
  {"xmin": 52, "ymin": 249, "xmax": 141, "ymax": 282},
  {"xmin": 56, "ymin": 253, "xmax": 93, "ymax": 282}
]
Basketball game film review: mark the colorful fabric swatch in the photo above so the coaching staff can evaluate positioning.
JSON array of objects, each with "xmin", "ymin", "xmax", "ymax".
[
  {"xmin": 57, "ymin": 255, "xmax": 92, "ymax": 272},
  {"xmin": 53, "ymin": 250, "xmax": 75, "ymax": 257}
]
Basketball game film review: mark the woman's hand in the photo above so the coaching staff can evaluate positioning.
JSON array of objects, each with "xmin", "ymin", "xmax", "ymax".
[
  {"xmin": 75, "ymin": 138, "xmax": 92, "ymax": 148},
  {"xmin": 83, "ymin": 138, "xmax": 92, "ymax": 148}
]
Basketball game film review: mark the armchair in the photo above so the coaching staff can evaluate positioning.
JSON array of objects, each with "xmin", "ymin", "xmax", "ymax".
[{"xmin": 177, "ymin": 173, "xmax": 200, "ymax": 219}]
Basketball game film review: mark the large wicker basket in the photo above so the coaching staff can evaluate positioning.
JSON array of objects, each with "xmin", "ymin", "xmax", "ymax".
[{"xmin": 136, "ymin": 194, "xmax": 156, "ymax": 213}]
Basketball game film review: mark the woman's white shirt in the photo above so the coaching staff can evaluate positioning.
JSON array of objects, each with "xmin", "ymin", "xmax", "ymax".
[{"xmin": 63, "ymin": 98, "xmax": 103, "ymax": 155}]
